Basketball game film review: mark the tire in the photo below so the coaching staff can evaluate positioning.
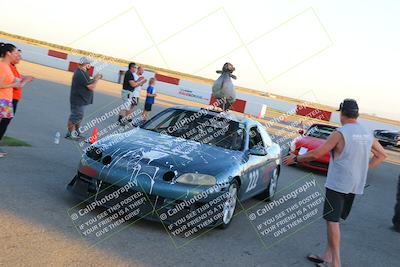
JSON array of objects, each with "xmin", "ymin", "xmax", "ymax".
[
  {"xmin": 218, "ymin": 180, "xmax": 239, "ymax": 229},
  {"xmin": 257, "ymin": 167, "xmax": 279, "ymax": 202}
]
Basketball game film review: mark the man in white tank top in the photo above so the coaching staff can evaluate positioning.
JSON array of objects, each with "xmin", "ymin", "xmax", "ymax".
[
  {"xmin": 284, "ymin": 99, "xmax": 387, "ymax": 267},
  {"xmin": 132, "ymin": 66, "xmax": 146, "ymax": 107}
]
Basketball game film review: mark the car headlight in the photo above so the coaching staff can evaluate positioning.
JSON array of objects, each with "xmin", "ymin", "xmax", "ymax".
[{"xmin": 176, "ymin": 173, "xmax": 216, "ymax": 186}]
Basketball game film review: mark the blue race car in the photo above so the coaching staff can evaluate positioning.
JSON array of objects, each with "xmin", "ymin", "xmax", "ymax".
[{"xmin": 67, "ymin": 106, "xmax": 281, "ymax": 228}]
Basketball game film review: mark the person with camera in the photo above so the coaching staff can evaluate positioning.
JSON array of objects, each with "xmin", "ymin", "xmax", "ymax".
[{"xmin": 66, "ymin": 57, "xmax": 102, "ymax": 140}]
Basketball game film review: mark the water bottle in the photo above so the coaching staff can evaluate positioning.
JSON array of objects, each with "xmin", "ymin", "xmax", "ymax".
[{"xmin": 54, "ymin": 131, "xmax": 61, "ymax": 144}]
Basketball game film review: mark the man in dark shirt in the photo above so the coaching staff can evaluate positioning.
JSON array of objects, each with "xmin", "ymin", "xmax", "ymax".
[
  {"xmin": 66, "ymin": 57, "xmax": 101, "ymax": 140},
  {"xmin": 118, "ymin": 62, "xmax": 145, "ymax": 125},
  {"xmin": 393, "ymin": 174, "xmax": 400, "ymax": 233}
]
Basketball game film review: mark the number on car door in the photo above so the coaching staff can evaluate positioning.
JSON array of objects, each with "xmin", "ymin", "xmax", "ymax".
[{"xmin": 244, "ymin": 126, "xmax": 267, "ymax": 195}]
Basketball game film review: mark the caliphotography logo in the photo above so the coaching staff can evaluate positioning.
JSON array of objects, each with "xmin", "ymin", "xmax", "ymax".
[{"xmin": 1, "ymin": 1, "xmax": 398, "ymax": 266}]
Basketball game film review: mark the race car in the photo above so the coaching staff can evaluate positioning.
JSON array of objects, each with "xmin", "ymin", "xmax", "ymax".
[
  {"xmin": 374, "ymin": 130, "xmax": 400, "ymax": 147},
  {"xmin": 288, "ymin": 123, "xmax": 337, "ymax": 172},
  {"xmin": 67, "ymin": 106, "xmax": 281, "ymax": 228}
]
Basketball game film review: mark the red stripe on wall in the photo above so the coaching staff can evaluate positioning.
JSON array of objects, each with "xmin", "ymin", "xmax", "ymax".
[
  {"xmin": 155, "ymin": 73, "xmax": 180, "ymax": 85},
  {"xmin": 48, "ymin": 50, "xmax": 68, "ymax": 60},
  {"xmin": 209, "ymin": 96, "xmax": 247, "ymax": 113},
  {"xmin": 296, "ymin": 105, "xmax": 332, "ymax": 121},
  {"xmin": 68, "ymin": 62, "xmax": 94, "ymax": 76}
]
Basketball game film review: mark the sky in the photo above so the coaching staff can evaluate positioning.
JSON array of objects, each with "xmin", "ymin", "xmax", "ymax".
[{"xmin": 1, "ymin": 0, "xmax": 399, "ymax": 120}]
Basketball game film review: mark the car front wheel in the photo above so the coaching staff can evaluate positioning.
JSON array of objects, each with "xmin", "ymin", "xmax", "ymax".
[
  {"xmin": 257, "ymin": 167, "xmax": 279, "ymax": 201},
  {"xmin": 219, "ymin": 181, "xmax": 238, "ymax": 229}
]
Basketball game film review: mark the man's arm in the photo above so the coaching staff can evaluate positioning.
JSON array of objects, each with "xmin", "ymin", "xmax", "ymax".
[
  {"xmin": 21, "ymin": 75, "xmax": 34, "ymax": 83},
  {"xmin": 146, "ymin": 92, "xmax": 157, "ymax": 97},
  {"xmin": 128, "ymin": 80, "xmax": 139, "ymax": 88},
  {"xmin": 86, "ymin": 79, "xmax": 98, "ymax": 91},
  {"xmin": 128, "ymin": 78, "xmax": 146, "ymax": 88},
  {"xmin": 283, "ymin": 131, "xmax": 341, "ymax": 165},
  {"xmin": 86, "ymin": 74, "xmax": 102, "ymax": 91},
  {"xmin": 0, "ymin": 75, "xmax": 22, "ymax": 89},
  {"xmin": 368, "ymin": 139, "xmax": 387, "ymax": 169}
]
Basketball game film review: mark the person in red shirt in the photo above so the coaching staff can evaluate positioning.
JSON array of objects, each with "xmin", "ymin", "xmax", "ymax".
[{"xmin": 0, "ymin": 46, "xmax": 34, "ymax": 147}]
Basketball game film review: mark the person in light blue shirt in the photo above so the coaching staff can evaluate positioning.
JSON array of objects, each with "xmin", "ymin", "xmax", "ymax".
[{"xmin": 142, "ymin": 77, "xmax": 156, "ymax": 121}]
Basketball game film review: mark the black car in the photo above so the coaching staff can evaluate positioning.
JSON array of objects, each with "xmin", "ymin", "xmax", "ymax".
[{"xmin": 374, "ymin": 130, "xmax": 400, "ymax": 147}]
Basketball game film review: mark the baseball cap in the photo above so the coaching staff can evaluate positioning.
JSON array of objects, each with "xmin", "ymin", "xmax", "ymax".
[
  {"xmin": 337, "ymin": 98, "xmax": 359, "ymax": 112},
  {"xmin": 216, "ymin": 62, "xmax": 235, "ymax": 73},
  {"xmin": 79, "ymin": 57, "xmax": 92, "ymax": 65}
]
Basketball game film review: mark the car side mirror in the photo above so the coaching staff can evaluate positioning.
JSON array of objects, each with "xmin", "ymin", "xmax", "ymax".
[
  {"xmin": 248, "ymin": 146, "xmax": 267, "ymax": 156},
  {"xmin": 298, "ymin": 129, "xmax": 304, "ymax": 135}
]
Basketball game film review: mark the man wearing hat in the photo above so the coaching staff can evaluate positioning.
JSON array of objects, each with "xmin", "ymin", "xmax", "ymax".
[
  {"xmin": 211, "ymin": 62, "xmax": 236, "ymax": 110},
  {"xmin": 66, "ymin": 57, "xmax": 102, "ymax": 140},
  {"xmin": 283, "ymin": 99, "xmax": 387, "ymax": 267}
]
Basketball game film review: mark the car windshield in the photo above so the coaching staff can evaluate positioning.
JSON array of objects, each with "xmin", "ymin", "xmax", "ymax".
[
  {"xmin": 306, "ymin": 125, "xmax": 335, "ymax": 140},
  {"xmin": 381, "ymin": 131, "xmax": 399, "ymax": 138},
  {"xmin": 142, "ymin": 109, "xmax": 245, "ymax": 151}
]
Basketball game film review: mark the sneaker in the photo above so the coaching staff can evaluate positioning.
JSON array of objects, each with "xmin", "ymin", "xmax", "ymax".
[
  {"xmin": 118, "ymin": 115, "xmax": 125, "ymax": 125},
  {"xmin": 76, "ymin": 134, "xmax": 86, "ymax": 140},
  {"xmin": 119, "ymin": 118, "xmax": 130, "ymax": 126},
  {"xmin": 65, "ymin": 132, "xmax": 80, "ymax": 141}
]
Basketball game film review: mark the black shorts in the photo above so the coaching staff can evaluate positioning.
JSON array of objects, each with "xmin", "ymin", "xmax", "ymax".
[
  {"xmin": 69, "ymin": 104, "xmax": 86, "ymax": 124},
  {"xmin": 323, "ymin": 188, "xmax": 355, "ymax": 222},
  {"xmin": 144, "ymin": 103, "xmax": 152, "ymax": 111}
]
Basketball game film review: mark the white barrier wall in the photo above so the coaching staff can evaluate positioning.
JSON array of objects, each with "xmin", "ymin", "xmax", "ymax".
[
  {"xmin": 97, "ymin": 64, "xmax": 126, "ymax": 84},
  {"xmin": 241, "ymin": 93, "xmax": 297, "ymax": 117},
  {"xmin": 178, "ymin": 80, "xmax": 212, "ymax": 105},
  {"xmin": 152, "ymin": 81, "xmax": 179, "ymax": 98},
  {"xmin": 0, "ymin": 38, "xmax": 70, "ymax": 71}
]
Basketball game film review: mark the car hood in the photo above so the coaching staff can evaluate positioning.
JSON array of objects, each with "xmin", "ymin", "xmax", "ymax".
[
  {"xmin": 295, "ymin": 136, "xmax": 330, "ymax": 162},
  {"xmin": 296, "ymin": 136, "xmax": 327, "ymax": 150},
  {"xmin": 95, "ymin": 128, "xmax": 243, "ymax": 176}
]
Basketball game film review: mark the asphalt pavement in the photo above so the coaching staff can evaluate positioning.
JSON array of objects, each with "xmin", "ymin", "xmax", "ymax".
[{"xmin": 0, "ymin": 76, "xmax": 399, "ymax": 267}]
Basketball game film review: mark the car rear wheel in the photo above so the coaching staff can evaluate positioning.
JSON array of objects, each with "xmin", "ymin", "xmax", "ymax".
[{"xmin": 219, "ymin": 181, "xmax": 238, "ymax": 229}]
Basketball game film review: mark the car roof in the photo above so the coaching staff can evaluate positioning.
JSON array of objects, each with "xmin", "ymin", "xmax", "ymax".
[
  {"xmin": 172, "ymin": 105, "xmax": 254, "ymax": 125},
  {"xmin": 378, "ymin": 130, "xmax": 399, "ymax": 134}
]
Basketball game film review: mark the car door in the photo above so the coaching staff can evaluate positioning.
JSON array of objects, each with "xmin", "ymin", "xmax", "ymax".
[
  {"xmin": 240, "ymin": 125, "xmax": 268, "ymax": 199},
  {"xmin": 259, "ymin": 124, "xmax": 280, "ymax": 189}
]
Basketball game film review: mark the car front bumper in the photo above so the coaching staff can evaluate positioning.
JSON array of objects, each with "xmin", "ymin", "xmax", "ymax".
[{"xmin": 67, "ymin": 171, "xmax": 230, "ymax": 225}]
